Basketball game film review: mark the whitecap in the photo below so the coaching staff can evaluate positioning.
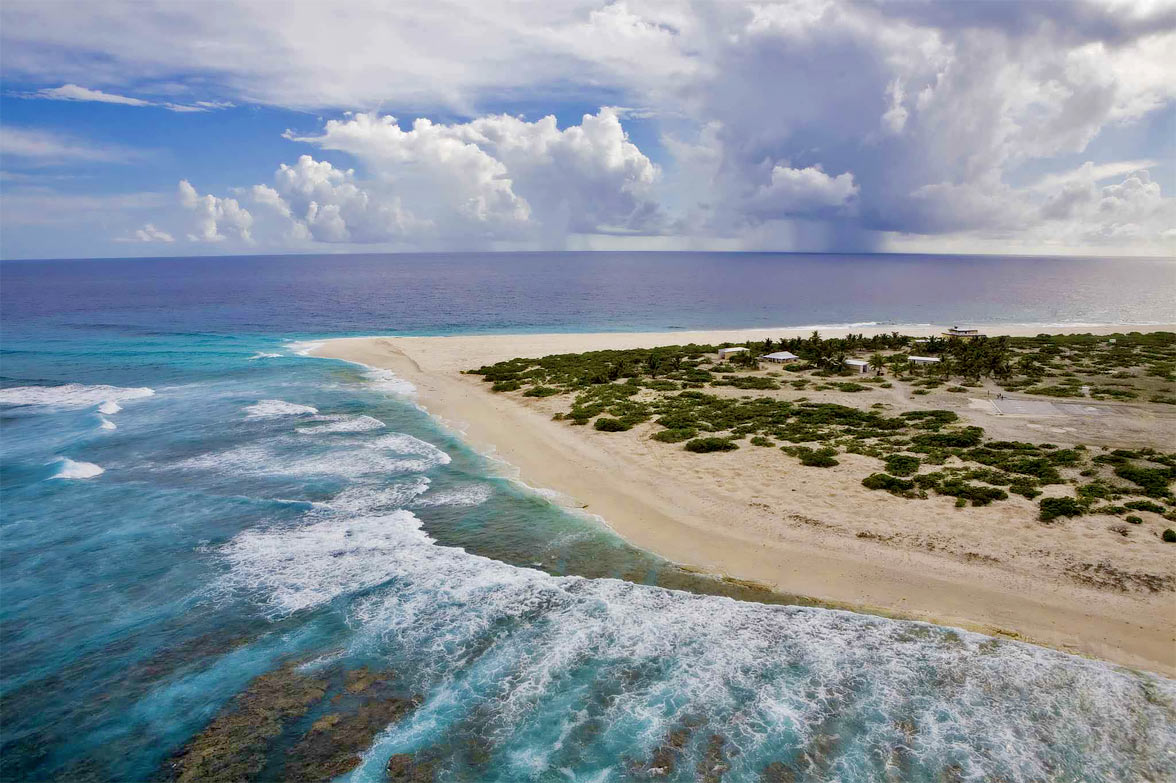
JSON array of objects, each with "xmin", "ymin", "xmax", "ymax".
[
  {"xmin": 48, "ymin": 458, "xmax": 104, "ymax": 480},
  {"xmin": 0, "ymin": 384, "xmax": 154, "ymax": 410},
  {"xmin": 295, "ymin": 415, "xmax": 385, "ymax": 434},
  {"xmin": 97, "ymin": 416, "xmax": 117, "ymax": 431},
  {"xmin": 249, "ymin": 352, "xmax": 283, "ymax": 360},
  {"xmin": 244, "ymin": 399, "xmax": 319, "ymax": 418}
]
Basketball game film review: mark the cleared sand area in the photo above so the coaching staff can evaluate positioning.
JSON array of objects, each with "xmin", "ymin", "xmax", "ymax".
[{"xmin": 311, "ymin": 323, "xmax": 1176, "ymax": 675}]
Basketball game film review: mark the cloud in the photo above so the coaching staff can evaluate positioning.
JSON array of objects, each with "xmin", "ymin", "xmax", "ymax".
[
  {"xmin": 32, "ymin": 83, "xmax": 151, "ymax": 106},
  {"xmin": 24, "ymin": 83, "xmax": 229, "ymax": 112},
  {"xmin": 0, "ymin": 127, "xmax": 138, "ymax": 164},
  {"xmin": 747, "ymin": 164, "xmax": 858, "ymax": 220},
  {"xmin": 2, "ymin": 1, "xmax": 1173, "ymax": 255},
  {"xmin": 178, "ymin": 180, "xmax": 253, "ymax": 242},
  {"xmin": 119, "ymin": 223, "xmax": 175, "ymax": 242},
  {"xmin": 229, "ymin": 108, "xmax": 661, "ymax": 247}
]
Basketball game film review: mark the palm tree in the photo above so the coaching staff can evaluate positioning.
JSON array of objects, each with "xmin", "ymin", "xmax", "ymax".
[{"xmin": 868, "ymin": 353, "xmax": 887, "ymax": 375}]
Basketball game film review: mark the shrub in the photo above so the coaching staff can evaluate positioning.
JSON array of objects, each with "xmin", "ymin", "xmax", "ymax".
[
  {"xmin": 1114, "ymin": 464, "xmax": 1175, "ymax": 498},
  {"xmin": 750, "ymin": 436, "xmax": 773, "ymax": 447},
  {"xmin": 833, "ymin": 382, "xmax": 867, "ymax": 392},
  {"xmin": 1039, "ymin": 496, "xmax": 1084, "ymax": 522},
  {"xmin": 883, "ymin": 454, "xmax": 920, "ymax": 477},
  {"xmin": 1125, "ymin": 500, "xmax": 1165, "ymax": 514},
  {"xmin": 862, "ymin": 473, "xmax": 915, "ymax": 496},
  {"xmin": 594, "ymin": 417, "xmax": 630, "ymax": 432},
  {"xmin": 1126, "ymin": 515, "xmax": 1143, "ymax": 524},
  {"xmin": 685, "ymin": 437, "xmax": 738, "ymax": 453},
  {"xmin": 523, "ymin": 385, "xmax": 560, "ymax": 397},
  {"xmin": 1163, "ymin": 529, "xmax": 1176, "ymax": 542},
  {"xmin": 491, "ymin": 380, "xmax": 522, "ymax": 392},
  {"xmin": 911, "ymin": 427, "xmax": 984, "ymax": 450},
  {"xmin": 651, "ymin": 428, "xmax": 697, "ymax": 443},
  {"xmin": 792, "ymin": 446, "xmax": 839, "ymax": 467},
  {"xmin": 935, "ymin": 478, "xmax": 1008, "ymax": 506}
]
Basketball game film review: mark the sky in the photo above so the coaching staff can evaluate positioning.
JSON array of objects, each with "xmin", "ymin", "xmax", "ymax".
[{"xmin": 0, "ymin": 0, "xmax": 1173, "ymax": 260}]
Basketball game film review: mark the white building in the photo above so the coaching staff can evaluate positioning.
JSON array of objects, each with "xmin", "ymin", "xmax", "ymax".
[
  {"xmin": 844, "ymin": 358, "xmax": 870, "ymax": 374},
  {"xmin": 763, "ymin": 351, "xmax": 799, "ymax": 364},
  {"xmin": 908, "ymin": 356, "xmax": 941, "ymax": 366},
  {"xmin": 944, "ymin": 326, "xmax": 985, "ymax": 339},
  {"xmin": 717, "ymin": 346, "xmax": 749, "ymax": 360}
]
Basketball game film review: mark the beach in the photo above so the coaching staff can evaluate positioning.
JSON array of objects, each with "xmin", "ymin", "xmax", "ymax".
[{"xmin": 312, "ymin": 323, "xmax": 1176, "ymax": 675}]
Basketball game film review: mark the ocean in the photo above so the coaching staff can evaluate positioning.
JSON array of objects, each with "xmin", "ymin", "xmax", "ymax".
[{"xmin": 1, "ymin": 252, "xmax": 1174, "ymax": 782}]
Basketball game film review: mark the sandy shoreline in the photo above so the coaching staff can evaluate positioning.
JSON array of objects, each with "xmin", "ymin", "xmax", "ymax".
[{"xmin": 310, "ymin": 322, "xmax": 1176, "ymax": 675}]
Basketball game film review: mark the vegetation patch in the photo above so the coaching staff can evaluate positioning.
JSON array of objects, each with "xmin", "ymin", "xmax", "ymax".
[{"xmin": 685, "ymin": 437, "xmax": 738, "ymax": 453}]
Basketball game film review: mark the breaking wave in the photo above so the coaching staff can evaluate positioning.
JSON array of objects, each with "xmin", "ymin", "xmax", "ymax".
[
  {"xmin": 48, "ymin": 458, "xmax": 105, "ymax": 480},
  {"xmin": 244, "ymin": 399, "xmax": 319, "ymax": 418},
  {"xmin": 295, "ymin": 415, "xmax": 385, "ymax": 434}
]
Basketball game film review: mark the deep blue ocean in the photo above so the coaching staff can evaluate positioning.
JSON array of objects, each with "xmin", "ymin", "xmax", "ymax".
[{"xmin": 2, "ymin": 252, "xmax": 1174, "ymax": 782}]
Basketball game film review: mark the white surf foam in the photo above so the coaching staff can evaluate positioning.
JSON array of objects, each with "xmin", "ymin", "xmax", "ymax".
[
  {"xmin": 244, "ymin": 399, "xmax": 319, "ymax": 418},
  {"xmin": 97, "ymin": 416, "xmax": 117, "ymax": 431},
  {"xmin": 287, "ymin": 341, "xmax": 323, "ymax": 356},
  {"xmin": 0, "ymin": 384, "xmax": 154, "ymax": 410},
  {"xmin": 249, "ymin": 352, "xmax": 283, "ymax": 360},
  {"xmin": 364, "ymin": 368, "xmax": 416, "ymax": 397},
  {"xmin": 412, "ymin": 484, "xmax": 493, "ymax": 508},
  {"xmin": 295, "ymin": 415, "xmax": 386, "ymax": 434},
  {"xmin": 48, "ymin": 458, "xmax": 104, "ymax": 480},
  {"xmin": 327, "ymin": 477, "xmax": 432, "ymax": 514}
]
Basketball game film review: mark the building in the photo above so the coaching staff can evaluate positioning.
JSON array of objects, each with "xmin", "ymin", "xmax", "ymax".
[
  {"xmin": 943, "ymin": 326, "xmax": 985, "ymax": 339},
  {"xmin": 717, "ymin": 346, "xmax": 749, "ymax": 360},
  {"xmin": 763, "ymin": 351, "xmax": 799, "ymax": 364},
  {"xmin": 844, "ymin": 358, "xmax": 870, "ymax": 374},
  {"xmin": 908, "ymin": 356, "xmax": 941, "ymax": 366}
]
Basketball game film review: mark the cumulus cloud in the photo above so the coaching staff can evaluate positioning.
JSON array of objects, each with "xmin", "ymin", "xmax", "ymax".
[
  {"xmin": 747, "ymin": 164, "xmax": 858, "ymax": 220},
  {"xmin": 119, "ymin": 223, "xmax": 175, "ymax": 243},
  {"xmin": 197, "ymin": 108, "xmax": 663, "ymax": 248},
  {"xmin": 178, "ymin": 180, "xmax": 253, "ymax": 242}
]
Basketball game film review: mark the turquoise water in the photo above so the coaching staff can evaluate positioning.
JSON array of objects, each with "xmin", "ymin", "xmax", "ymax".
[{"xmin": 2, "ymin": 253, "xmax": 1175, "ymax": 782}]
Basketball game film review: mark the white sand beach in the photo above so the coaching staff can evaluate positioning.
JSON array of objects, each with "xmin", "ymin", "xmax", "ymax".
[{"xmin": 311, "ymin": 323, "xmax": 1176, "ymax": 675}]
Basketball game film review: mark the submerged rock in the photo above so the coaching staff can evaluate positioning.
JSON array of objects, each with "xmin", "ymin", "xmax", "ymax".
[
  {"xmin": 281, "ymin": 669, "xmax": 420, "ymax": 781},
  {"xmin": 386, "ymin": 753, "xmax": 437, "ymax": 782},
  {"xmin": 166, "ymin": 664, "xmax": 328, "ymax": 783}
]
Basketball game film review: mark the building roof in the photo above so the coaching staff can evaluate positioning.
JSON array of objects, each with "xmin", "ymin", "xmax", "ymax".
[
  {"xmin": 908, "ymin": 355, "xmax": 941, "ymax": 362},
  {"xmin": 844, "ymin": 358, "xmax": 869, "ymax": 366},
  {"xmin": 717, "ymin": 346, "xmax": 748, "ymax": 353},
  {"xmin": 764, "ymin": 351, "xmax": 799, "ymax": 360}
]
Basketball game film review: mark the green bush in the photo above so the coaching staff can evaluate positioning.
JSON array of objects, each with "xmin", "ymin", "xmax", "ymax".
[
  {"xmin": 523, "ymin": 385, "xmax": 560, "ymax": 397},
  {"xmin": 651, "ymin": 427, "xmax": 697, "ymax": 443},
  {"xmin": 1126, "ymin": 515, "xmax": 1143, "ymax": 524},
  {"xmin": 793, "ymin": 446, "xmax": 839, "ymax": 467},
  {"xmin": 935, "ymin": 478, "xmax": 1008, "ymax": 506},
  {"xmin": 883, "ymin": 454, "xmax": 920, "ymax": 476},
  {"xmin": 1125, "ymin": 500, "xmax": 1165, "ymax": 513},
  {"xmin": 1163, "ymin": 529, "xmax": 1176, "ymax": 542},
  {"xmin": 685, "ymin": 437, "xmax": 738, "ymax": 453},
  {"xmin": 593, "ymin": 417, "xmax": 630, "ymax": 432},
  {"xmin": 750, "ymin": 436, "xmax": 774, "ymax": 447},
  {"xmin": 491, "ymin": 380, "xmax": 522, "ymax": 392},
  {"xmin": 862, "ymin": 473, "xmax": 916, "ymax": 496},
  {"xmin": 1114, "ymin": 464, "xmax": 1175, "ymax": 498},
  {"xmin": 1039, "ymin": 496, "xmax": 1085, "ymax": 522}
]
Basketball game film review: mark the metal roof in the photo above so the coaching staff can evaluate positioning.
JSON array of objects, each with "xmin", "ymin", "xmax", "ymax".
[{"xmin": 764, "ymin": 351, "xmax": 799, "ymax": 360}]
